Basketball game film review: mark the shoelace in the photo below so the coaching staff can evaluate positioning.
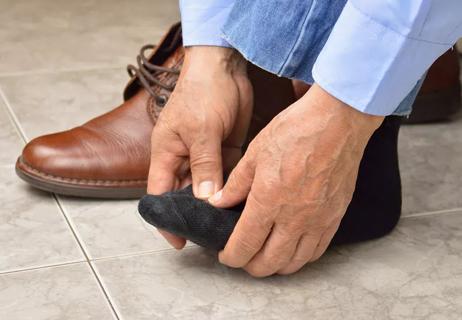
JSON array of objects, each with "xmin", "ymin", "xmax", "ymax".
[{"xmin": 127, "ymin": 44, "xmax": 180, "ymax": 106}]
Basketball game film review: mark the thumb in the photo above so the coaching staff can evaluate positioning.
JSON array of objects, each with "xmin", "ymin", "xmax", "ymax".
[
  {"xmin": 189, "ymin": 136, "xmax": 224, "ymax": 199},
  {"xmin": 208, "ymin": 156, "xmax": 255, "ymax": 208}
]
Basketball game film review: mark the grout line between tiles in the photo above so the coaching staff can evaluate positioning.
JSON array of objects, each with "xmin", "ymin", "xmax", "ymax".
[
  {"xmin": 53, "ymin": 195, "xmax": 121, "ymax": 320},
  {"xmin": 0, "ymin": 85, "xmax": 120, "ymax": 320},
  {"xmin": 402, "ymin": 207, "xmax": 462, "ymax": 219},
  {"xmin": 0, "ymin": 86, "xmax": 29, "ymax": 142},
  {"xmin": 90, "ymin": 261, "xmax": 125, "ymax": 319},
  {"xmin": 3, "ymin": 206, "xmax": 459, "ymax": 274},
  {"xmin": 88, "ymin": 206, "xmax": 462, "ymax": 265},
  {"xmin": 90, "ymin": 244, "xmax": 198, "ymax": 263},
  {"xmin": 53, "ymin": 196, "xmax": 93, "ymax": 260},
  {"xmin": 0, "ymin": 260, "xmax": 86, "ymax": 276}
]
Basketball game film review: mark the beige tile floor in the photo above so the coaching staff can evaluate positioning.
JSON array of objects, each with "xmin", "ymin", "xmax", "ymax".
[{"xmin": 0, "ymin": 1, "xmax": 461, "ymax": 319}]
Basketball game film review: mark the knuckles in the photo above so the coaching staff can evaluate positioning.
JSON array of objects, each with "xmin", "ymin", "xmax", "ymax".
[
  {"xmin": 222, "ymin": 234, "xmax": 261, "ymax": 268},
  {"xmin": 245, "ymin": 265, "xmax": 275, "ymax": 278},
  {"xmin": 244, "ymin": 251, "xmax": 293, "ymax": 278},
  {"xmin": 189, "ymin": 152, "xmax": 219, "ymax": 168}
]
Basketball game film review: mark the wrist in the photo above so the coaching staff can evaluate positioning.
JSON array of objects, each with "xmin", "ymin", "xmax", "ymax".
[
  {"xmin": 184, "ymin": 46, "xmax": 247, "ymax": 76},
  {"xmin": 304, "ymin": 83, "xmax": 384, "ymax": 135}
]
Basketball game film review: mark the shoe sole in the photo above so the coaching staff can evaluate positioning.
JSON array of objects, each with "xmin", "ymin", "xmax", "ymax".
[{"xmin": 15, "ymin": 157, "xmax": 146, "ymax": 199}]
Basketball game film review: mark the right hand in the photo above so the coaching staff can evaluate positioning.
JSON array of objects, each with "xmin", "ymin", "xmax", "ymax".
[{"xmin": 147, "ymin": 46, "xmax": 253, "ymax": 249}]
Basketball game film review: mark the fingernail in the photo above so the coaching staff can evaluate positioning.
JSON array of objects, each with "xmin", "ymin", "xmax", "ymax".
[
  {"xmin": 198, "ymin": 181, "xmax": 215, "ymax": 198},
  {"xmin": 208, "ymin": 190, "xmax": 223, "ymax": 204}
]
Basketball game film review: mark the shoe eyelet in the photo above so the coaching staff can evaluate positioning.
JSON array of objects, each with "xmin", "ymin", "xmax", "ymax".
[{"xmin": 155, "ymin": 95, "xmax": 168, "ymax": 107}]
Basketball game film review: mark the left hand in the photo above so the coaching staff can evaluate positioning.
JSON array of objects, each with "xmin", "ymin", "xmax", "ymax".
[{"xmin": 209, "ymin": 84, "xmax": 384, "ymax": 277}]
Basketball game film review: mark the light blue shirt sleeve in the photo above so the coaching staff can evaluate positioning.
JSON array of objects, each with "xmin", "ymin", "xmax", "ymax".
[
  {"xmin": 312, "ymin": 0, "xmax": 462, "ymax": 115},
  {"xmin": 179, "ymin": 0, "xmax": 234, "ymax": 47}
]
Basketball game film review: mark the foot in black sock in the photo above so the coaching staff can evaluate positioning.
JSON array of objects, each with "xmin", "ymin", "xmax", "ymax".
[
  {"xmin": 139, "ymin": 116, "xmax": 403, "ymax": 250},
  {"xmin": 138, "ymin": 185, "xmax": 244, "ymax": 250}
]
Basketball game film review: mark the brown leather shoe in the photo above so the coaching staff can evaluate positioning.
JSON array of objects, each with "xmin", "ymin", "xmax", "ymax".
[
  {"xmin": 15, "ymin": 23, "xmax": 294, "ymax": 199},
  {"xmin": 404, "ymin": 48, "xmax": 461, "ymax": 123}
]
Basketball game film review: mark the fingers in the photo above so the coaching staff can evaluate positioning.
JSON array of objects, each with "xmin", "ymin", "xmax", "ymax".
[
  {"xmin": 148, "ymin": 156, "xmax": 188, "ymax": 248},
  {"xmin": 276, "ymin": 233, "xmax": 320, "ymax": 275},
  {"xmin": 148, "ymin": 157, "xmax": 188, "ymax": 249},
  {"xmin": 243, "ymin": 224, "xmax": 299, "ymax": 277},
  {"xmin": 310, "ymin": 218, "xmax": 341, "ymax": 262},
  {"xmin": 148, "ymin": 123, "xmax": 188, "ymax": 248},
  {"xmin": 189, "ymin": 136, "xmax": 223, "ymax": 199},
  {"xmin": 147, "ymin": 123, "xmax": 186, "ymax": 195},
  {"xmin": 158, "ymin": 229, "xmax": 187, "ymax": 250},
  {"xmin": 277, "ymin": 219, "xmax": 341, "ymax": 275},
  {"xmin": 209, "ymin": 156, "xmax": 255, "ymax": 208},
  {"xmin": 218, "ymin": 191, "xmax": 273, "ymax": 268},
  {"xmin": 147, "ymin": 156, "xmax": 179, "ymax": 195}
]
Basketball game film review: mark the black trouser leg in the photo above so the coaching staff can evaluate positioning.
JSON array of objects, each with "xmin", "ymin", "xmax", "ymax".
[{"xmin": 332, "ymin": 116, "xmax": 402, "ymax": 245}]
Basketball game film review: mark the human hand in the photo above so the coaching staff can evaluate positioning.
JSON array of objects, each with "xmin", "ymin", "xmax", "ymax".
[
  {"xmin": 209, "ymin": 84, "xmax": 384, "ymax": 276},
  {"xmin": 147, "ymin": 46, "xmax": 253, "ymax": 249}
]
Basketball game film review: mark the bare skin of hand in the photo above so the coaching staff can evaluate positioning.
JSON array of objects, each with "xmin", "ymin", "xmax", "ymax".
[
  {"xmin": 147, "ymin": 46, "xmax": 253, "ymax": 249},
  {"xmin": 209, "ymin": 83, "xmax": 384, "ymax": 277}
]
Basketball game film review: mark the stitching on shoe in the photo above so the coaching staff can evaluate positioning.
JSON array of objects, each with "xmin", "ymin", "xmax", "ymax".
[{"xmin": 20, "ymin": 160, "xmax": 147, "ymax": 187}]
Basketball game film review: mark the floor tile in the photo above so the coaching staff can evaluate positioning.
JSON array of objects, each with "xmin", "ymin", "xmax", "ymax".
[
  {"xmin": 94, "ymin": 211, "xmax": 462, "ymax": 320},
  {"xmin": 0, "ymin": 168, "xmax": 84, "ymax": 273},
  {"xmin": 399, "ymin": 116, "xmax": 462, "ymax": 214},
  {"xmin": 0, "ymin": 0, "xmax": 179, "ymax": 74},
  {"xmin": 0, "ymin": 262, "xmax": 116, "ymax": 320},
  {"xmin": 0, "ymin": 68, "xmax": 127, "ymax": 140},
  {"xmin": 0, "ymin": 96, "xmax": 23, "ymax": 165},
  {"xmin": 59, "ymin": 197, "xmax": 173, "ymax": 259}
]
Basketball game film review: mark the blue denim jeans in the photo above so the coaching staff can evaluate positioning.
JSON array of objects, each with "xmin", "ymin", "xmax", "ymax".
[{"xmin": 222, "ymin": 0, "xmax": 423, "ymax": 115}]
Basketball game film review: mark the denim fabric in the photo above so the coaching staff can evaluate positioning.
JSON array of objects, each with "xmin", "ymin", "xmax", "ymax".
[
  {"xmin": 394, "ymin": 76, "xmax": 425, "ymax": 116},
  {"xmin": 222, "ymin": 0, "xmax": 422, "ymax": 116},
  {"xmin": 223, "ymin": 0, "xmax": 347, "ymax": 84}
]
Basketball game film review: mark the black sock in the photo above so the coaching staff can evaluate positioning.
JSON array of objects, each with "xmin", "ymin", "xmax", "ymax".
[
  {"xmin": 138, "ymin": 185, "xmax": 244, "ymax": 250},
  {"xmin": 138, "ymin": 116, "xmax": 402, "ymax": 250}
]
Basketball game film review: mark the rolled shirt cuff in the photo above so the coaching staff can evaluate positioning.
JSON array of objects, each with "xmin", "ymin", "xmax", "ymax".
[
  {"xmin": 180, "ymin": 0, "xmax": 233, "ymax": 47},
  {"xmin": 312, "ymin": 1, "xmax": 452, "ymax": 116}
]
